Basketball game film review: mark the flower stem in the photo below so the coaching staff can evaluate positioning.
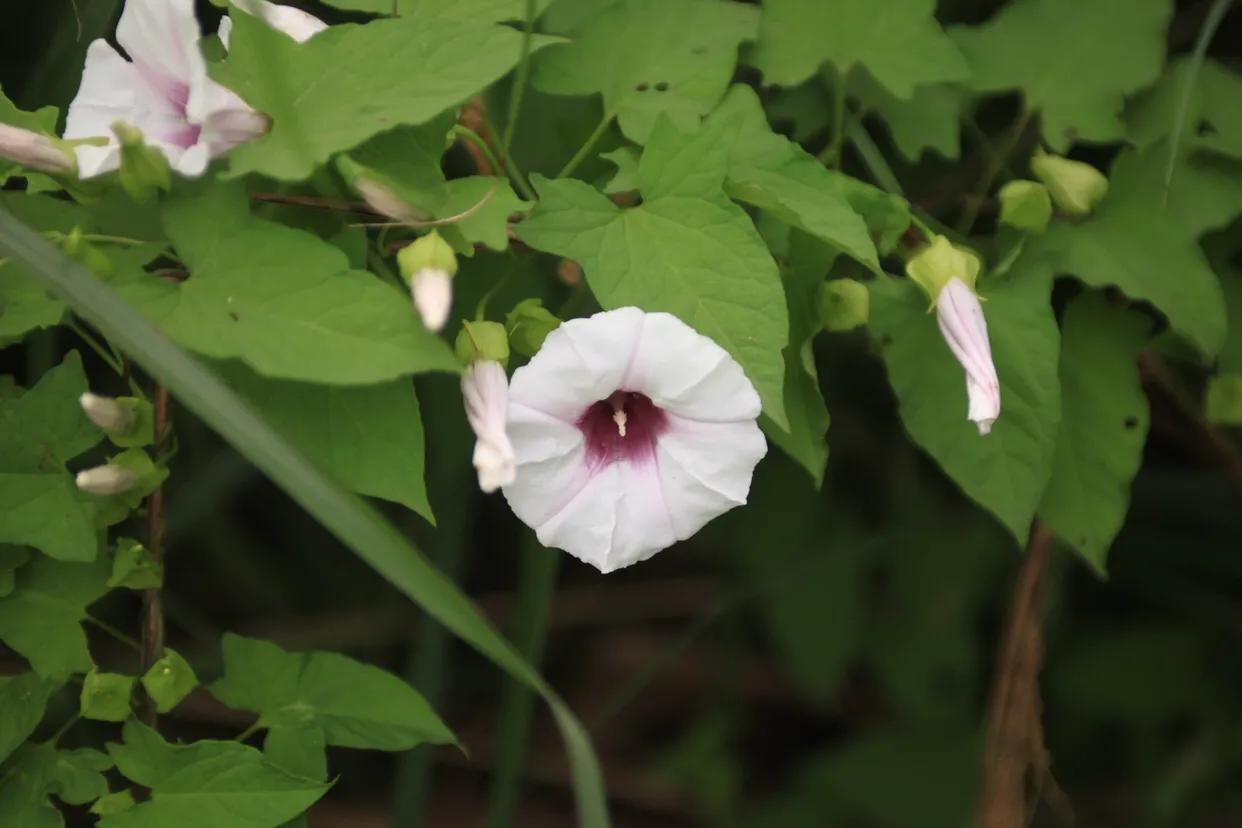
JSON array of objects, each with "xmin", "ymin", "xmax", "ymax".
[
  {"xmin": 956, "ymin": 108, "xmax": 1032, "ymax": 234},
  {"xmin": 139, "ymin": 384, "xmax": 170, "ymax": 727},
  {"xmin": 66, "ymin": 319, "xmax": 125, "ymax": 376},
  {"xmin": 818, "ymin": 62, "xmax": 850, "ymax": 168},
  {"xmin": 557, "ymin": 114, "xmax": 613, "ymax": 179},
  {"xmin": 501, "ymin": 0, "xmax": 538, "ymax": 159},
  {"xmin": 843, "ymin": 113, "xmax": 903, "ymax": 194},
  {"xmin": 85, "ymin": 614, "xmax": 142, "ymax": 651}
]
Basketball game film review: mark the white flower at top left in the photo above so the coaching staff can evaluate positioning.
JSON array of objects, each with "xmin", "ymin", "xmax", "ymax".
[{"xmin": 63, "ymin": 0, "xmax": 268, "ymax": 179}]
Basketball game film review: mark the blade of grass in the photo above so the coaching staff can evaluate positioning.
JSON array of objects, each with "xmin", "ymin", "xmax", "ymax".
[{"xmin": 0, "ymin": 205, "xmax": 611, "ymax": 828}]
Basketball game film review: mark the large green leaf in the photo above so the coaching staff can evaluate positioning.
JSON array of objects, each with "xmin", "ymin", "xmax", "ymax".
[
  {"xmin": 849, "ymin": 71, "xmax": 963, "ymax": 162},
  {"xmin": 532, "ymin": 0, "xmax": 758, "ymax": 142},
  {"xmin": 750, "ymin": 0, "xmax": 967, "ymax": 97},
  {"xmin": 215, "ymin": 11, "xmax": 553, "ymax": 180},
  {"xmin": 1126, "ymin": 57, "xmax": 1242, "ymax": 160},
  {"xmin": 707, "ymin": 85, "xmax": 878, "ymax": 270},
  {"xmin": 103, "ymin": 721, "xmax": 327, "ymax": 828},
  {"xmin": 110, "ymin": 182, "xmax": 458, "ymax": 385},
  {"xmin": 952, "ymin": 0, "xmax": 1170, "ymax": 150},
  {"xmin": 515, "ymin": 119, "xmax": 790, "ymax": 428},
  {"xmin": 210, "ymin": 633, "xmax": 455, "ymax": 751},
  {"xmin": 0, "ymin": 206, "xmax": 610, "ymax": 827},
  {"xmin": 868, "ymin": 266, "xmax": 1061, "ymax": 544},
  {"xmin": 213, "ymin": 363, "xmax": 434, "ymax": 521},
  {"xmin": 0, "ymin": 354, "xmax": 102, "ymax": 561},
  {"xmin": 0, "ymin": 673, "xmax": 54, "ymax": 765},
  {"xmin": 0, "ymin": 742, "xmax": 112, "ymax": 828},
  {"xmin": 1027, "ymin": 147, "xmax": 1226, "ymax": 356},
  {"xmin": 1038, "ymin": 294, "xmax": 1150, "ymax": 574},
  {"xmin": 0, "ymin": 555, "xmax": 111, "ymax": 678},
  {"xmin": 320, "ymin": 0, "xmax": 551, "ymax": 18}
]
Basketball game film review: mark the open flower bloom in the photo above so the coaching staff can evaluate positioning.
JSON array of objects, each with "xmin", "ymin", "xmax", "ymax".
[
  {"xmin": 936, "ymin": 278, "xmax": 1000, "ymax": 435},
  {"xmin": 462, "ymin": 361, "xmax": 517, "ymax": 493},
  {"xmin": 218, "ymin": 0, "xmax": 329, "ymax": 48},
  {"xmin": 63, "ymin": 0, "xmax": 267, "ymax": 179},
  {"xmin": 503, "ymin": 308, "xmax": 767, "ymax": 573},
  {"xmin": 0, "ymin": 124, "xmax": 76, "ymax": 175}
]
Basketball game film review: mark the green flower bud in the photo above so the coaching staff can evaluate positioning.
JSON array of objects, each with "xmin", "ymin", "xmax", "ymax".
[
  {"xmin": 397, "ymin": 231, "xmax": 458, "ymax": 284},
  {"xmin": 1030, "ymin": 149, "xmax": 1108, "ymax": 218},
  {"xmin": 113, "ymin": 121, "xmax": 171, "ymax": 203},
  {"xmin": 906, "ymin": 235, "xmax": 982, "ymax": 304},
  {"xmin": 505, "ymin": 299, "xmax": 561, "ymax": 356},
  {"xmin": 80, "ymin": 393, "xmax": 155, "ymax": 447},
  {"xmin": 997, "ymin": 179, "xmax": 1052, "ymax": 234},
  {"xmin": 818, "ymin": 279, "xmax": 869, "ymax": 332},
  {"xmin": 455, "ymin": 319, "xmax": 510, "ymax": 367}
]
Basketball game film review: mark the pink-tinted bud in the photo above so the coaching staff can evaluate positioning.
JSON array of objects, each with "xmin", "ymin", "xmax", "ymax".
[
  {"xmin": 461, "ymin": 360, "xmax": 516, "ymax": 493},
  {"xmin": 0, "ymin": 123, "xmax": 75, "ymax": 175},
  {"xmin": 935, "ymin": 278, "xmax": 1000, "ymax": 435}
]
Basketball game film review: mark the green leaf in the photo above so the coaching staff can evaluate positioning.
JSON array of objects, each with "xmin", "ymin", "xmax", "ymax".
[
  {"xmin": 211, "ymin": 633, "xmax": 455, "ymax": 751},
  {"xmin": 215, "ymin": 11, "xmax": 554, "ymax": 180},
  {"xmin": 952, "ymin": 0, "xmax": 1171, "ymax": 150},
  {"xmin": 1126, "ymin": 57, "xmax": 1242, "ymax": 160},
  {"xmin": 849, "ymin": 71, "xmax": 962, "ymax": 162},
  {"xmin": 0, "ymin": 205, "xmax": 611, "ymax": 828},
  {"xmin": 212, "ymin": 362, "xmax": 434, "ymax": 521},
  {"xmin": 706, "ymin": 85, "xmax": 879, "ymax": 270},
  {"xmin": 533, "ymin": 0, "xmax": 758, "ymax": 142},
  {"xmin": 107, "ymin": 539, "xmax": 163, "ymax": 590},
  {"xmin": 515, "ymin": 121, "xmax": 790, "ymax": 427},
  {"xmin": 0, "ymin": 742, "xmax": 112, "ymax": 828},
  {"xmin": 264, "ymin": 724, "xmax": 327, "ymax": 782},
  {"xmin": 340, "ymin": 113, "xmax": 454, "ymax": 217},
  {"xmin": 868, "ymin": 266, "xmax": 1061, "ymax": 543},
  {"xmin": 0, "ymin": 673, "xmax": 53, "ymax": 764},
  {"xmin": 0, "ymin": 546, "xmax": 29, "ymax": 597},
  {"xmin": 111, "ymin": 181, "xmax": 458, "ymax": 385},
  {"xmin": 321, "ymin": 0, "xmax": 552, "ymax": 18},
  {"xmin": 0, "ymin": 554, "xmax": 111, "ymax": 678},
  {"xmin": 80, "ymin": 670, "xmax": 136, "ymax": 722},
  {"xmin": 102, "ymin": 721, "xmax": 328, "ymax": 828},
  {"xmin": 1037, "ymin": 294, "xmax": 1150, "ymax": 573},
  {"xmin": 750, "ymin": 0, "xmax": 967, "ymax": 96},
  {"xmin": 1027, "ymin": 147, "xmax": 1226, "ymax": 357},
  {"xmin": 600, "ymin": 147, "xmax": 640, "ymax": 194},
  {"xmin": 91, "ymin": 790, "xmax": 137, "ymax": 816},
  {"xmin": 437, "ymin": 177, "xmax": 530, "ymax": 255},
  {"xmin": 1206, "ymin": 374, "xmax": 1242, "ymax": 425},
  {"xmin": 140, "ymin": 649, "xmax": 199, "ymax": 714},
  {"xmin": 0, "ymin": 353, "xmax": 101, "ymax": 561}
]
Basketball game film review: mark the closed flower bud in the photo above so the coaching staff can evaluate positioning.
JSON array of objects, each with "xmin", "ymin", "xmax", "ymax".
[
  {"xmin": 76, "ymin": 464, "xmax": 138, "ymax": 496},
  {"xmin": 1030, "ymin": 150, "xmax": 1108, "ymax": 218},
  {"xmin": 505, "ymin": 299, "xmax": 561, "ymax": 357},
  {"xmin": 80, "ymin": 392, "xmax": 135, "ymax": 434},
  {"xmin": 997, "ymin": 179, "xmax": 1052, "ymax": 234},
  {"xmin": 455, "ymin": 320, "xmax": 510, "ymax": 367},
  {"xmin": 818, "ymin": 279, "xmax": 869, "ymax": 332},
  {"xmin": 461, "ymin": 361, "xmax": 516, "ymax": 493},
  {"xmin": 0, "ymin": 123, "xmax": 76, "ymax": 175},
  {"xmin": 398, "ymin": 232, "xmax": 457, "ymax": 332},
  {"xmin": 352, "ymin": 175, "xmax": 421, "ymax": 224}
]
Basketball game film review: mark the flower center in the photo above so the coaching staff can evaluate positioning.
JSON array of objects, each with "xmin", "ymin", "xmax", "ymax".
[{"xmin": 578, "ymin": 390, "xmax": 668, "ymax": 472}]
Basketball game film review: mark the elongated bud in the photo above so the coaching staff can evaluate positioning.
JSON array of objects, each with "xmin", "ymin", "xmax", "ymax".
[
  {"xmin": 76, "ymin": 464, "xmax": 138, "ymax": 496},
  {"xmin": 0, "ymin": 123, "xmax": 76, "ymax": 175},
  {"xmin": 398, "ymin": 232, "xmax": 457, "ymax": 332},
  {"xmin": 936, "ymin": 278, "xmax": 1001, "ymax": 435},
  {"xmin": 818, "ymin": 279, "xmax": 869, "ymax": 332},
  {"xmin": 455, "ymin": 320, "xmax": 510, "ymax": 367},
  {"xmin": 353, "ymin": 176, "xmax": 422, "ymax": 224},
  {"xmin": 80, "ymin": 392, "xmax": 135, "ymax": 434},
  {"xmin": 997, "ymin": 180, "xmax": 1051, "ymax": 234},
  {"xmin": 1030, "ymin": 149, "xmax": 1108, "ymax": 218},
  {"xmin": 462, "ymin": 361, "xmax": 516, "ymax": 493},
  {"xmin": 505, "ymin": 299, "xmax": 560, "ymax": 357},
  {"xmin": 113, "ymin": 122, "xmax": 171, "ymax": 202},
  {"xmin": 906, "ymin": 234, "xmax": 982, "ymax": 305}
]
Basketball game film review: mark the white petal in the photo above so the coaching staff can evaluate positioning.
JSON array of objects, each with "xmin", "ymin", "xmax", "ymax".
[
  {"xmin": 412, "ymin": 269, "xmax": 453, "ymax": 333},
  {"xmin": 116, "ymin": 0, "xmax": 204, "ymax": 93},
  {"xmin": 622, "ymin": 311, "xmax": 761, "ymax": 421},
  {"xmin": 462, "ymin": 361, "xmax": 516, "ymax": 493},
  {"xmin": 64, "ymin": 40, "xmax": 137, "ymax": 177},
  {"xmin": 656, "ymin": 416, "xmax": 766, "ymax": 538},
  {"xmin": 531, "ymin": 465, "xmax": 620, "ymax": 572},
  {"xmin": 222, "ymin": 0, "xmax": 329, "ymax": 48},
  {"xmin": 196, "ymin": 82, "xmax": 268, "ymax": 161},
  {"xmin": 507, "ymin": 307, "xmax": 645, "ymax": 421},
  {"xmin": 936, "ymin": 278, "xmax": 1000, "ymax": 434}
]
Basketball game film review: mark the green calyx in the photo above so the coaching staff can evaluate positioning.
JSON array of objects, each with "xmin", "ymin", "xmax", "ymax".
[
  {"xmin": 997, "ymin": 179, "xmax": 1052, "ymax": 234},
  {"xmin": 1030, "ymin": 149, "xmax": 1108, "ymax": 218},
  {"xmin": 397, "ymin": 231, "xmax": 458, "ymax": 284},
  {"xmin": 905, "ymin": 235, "xmax": 982, "ymax": 304},
  {"xmin": 455, "ymin": 319, "xmax": 510, "ymax": 367},
  {"xmin": 113, "ymin": 121, "xmax": 172, "ymax": 203},
  {"xmin": 505, "ymin": 299, "xmax": 561, "ymax": 357},
  {"xmin": 818, "ymin": 279, "xmax": 869, "ymax": 332}
]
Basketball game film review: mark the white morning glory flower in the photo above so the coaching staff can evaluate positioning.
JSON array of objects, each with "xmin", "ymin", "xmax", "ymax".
[
  {"xmin": 218, "ymin": 0, "xmax": 329, "ymax": 49},
  {"xmin": 502, "ymin": 307, "xmax": 767, "ymax": 573},
  {"xmin": 462, "ymin": 360, "xmax": 517, "ymax": 493},
  {"xmin": 63, "ymin": 0, "xmax": 267, "ymax": 179}
]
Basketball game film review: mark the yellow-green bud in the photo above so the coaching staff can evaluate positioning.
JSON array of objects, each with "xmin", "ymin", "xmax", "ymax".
[
  {"xmin": 997, "ymin": 179, "xmax": 1052, "ymax": 234},
  {"xmin": 397, "ymin": 231, "xmax": 458, "ymax": 284},
  {"xmin": 1030, "ymin": 149, "xmax": 1108, "ymax": 218},
  {"xmin": 818, "ymin": 279, "xmax": 869, "ymax": 332},
  {"xmin": 455, "ymin": 320, "xmax": 509, "ymax": 368},
  {"xmin": 505, "ymin": 299, "xmax": 561, "ymax": 357},
  {"xmin": 60, "ymin": 227, "xmax": 113, "ymax": 277},
  {"xmin": 905, "ymin": 235, "xmax": 982, "ymax": 304},
  {"xmin": 113, "ymin": 122, "xmax": 171, "ymax": 203}
]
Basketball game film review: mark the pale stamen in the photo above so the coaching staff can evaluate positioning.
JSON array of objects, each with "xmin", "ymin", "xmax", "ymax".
[{"xmin": 612, "ymin": 408, "xmax": 628, "ymax": 437}]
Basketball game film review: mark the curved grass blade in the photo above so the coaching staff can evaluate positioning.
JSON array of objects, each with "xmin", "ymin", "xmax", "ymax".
[{"xmin": 0, "ymin": 206, "xmax": 610, "ymax": 828}]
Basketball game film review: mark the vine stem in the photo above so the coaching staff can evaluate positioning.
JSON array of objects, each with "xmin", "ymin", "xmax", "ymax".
[
  {"xmin": 557, "ymin": 114, "xmax": 613, "ymax": 179},
  {"xmin": 86, "ymin": 614, "xmax": 142, "ymax": 651},
  {"xmin": 818, "ymin": 62, "xmax": 849, "ymax": 167},
  {"xmin": 139, "ymin": 384, "xmax": 170, "ymax": 727},
  {"xmin": 501, "ymin": 0, "xmax": 538, "ymax": 159},
  {"xmin": 956, "ymin": 108, "xmax": 1032, "ymax": 234}
]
